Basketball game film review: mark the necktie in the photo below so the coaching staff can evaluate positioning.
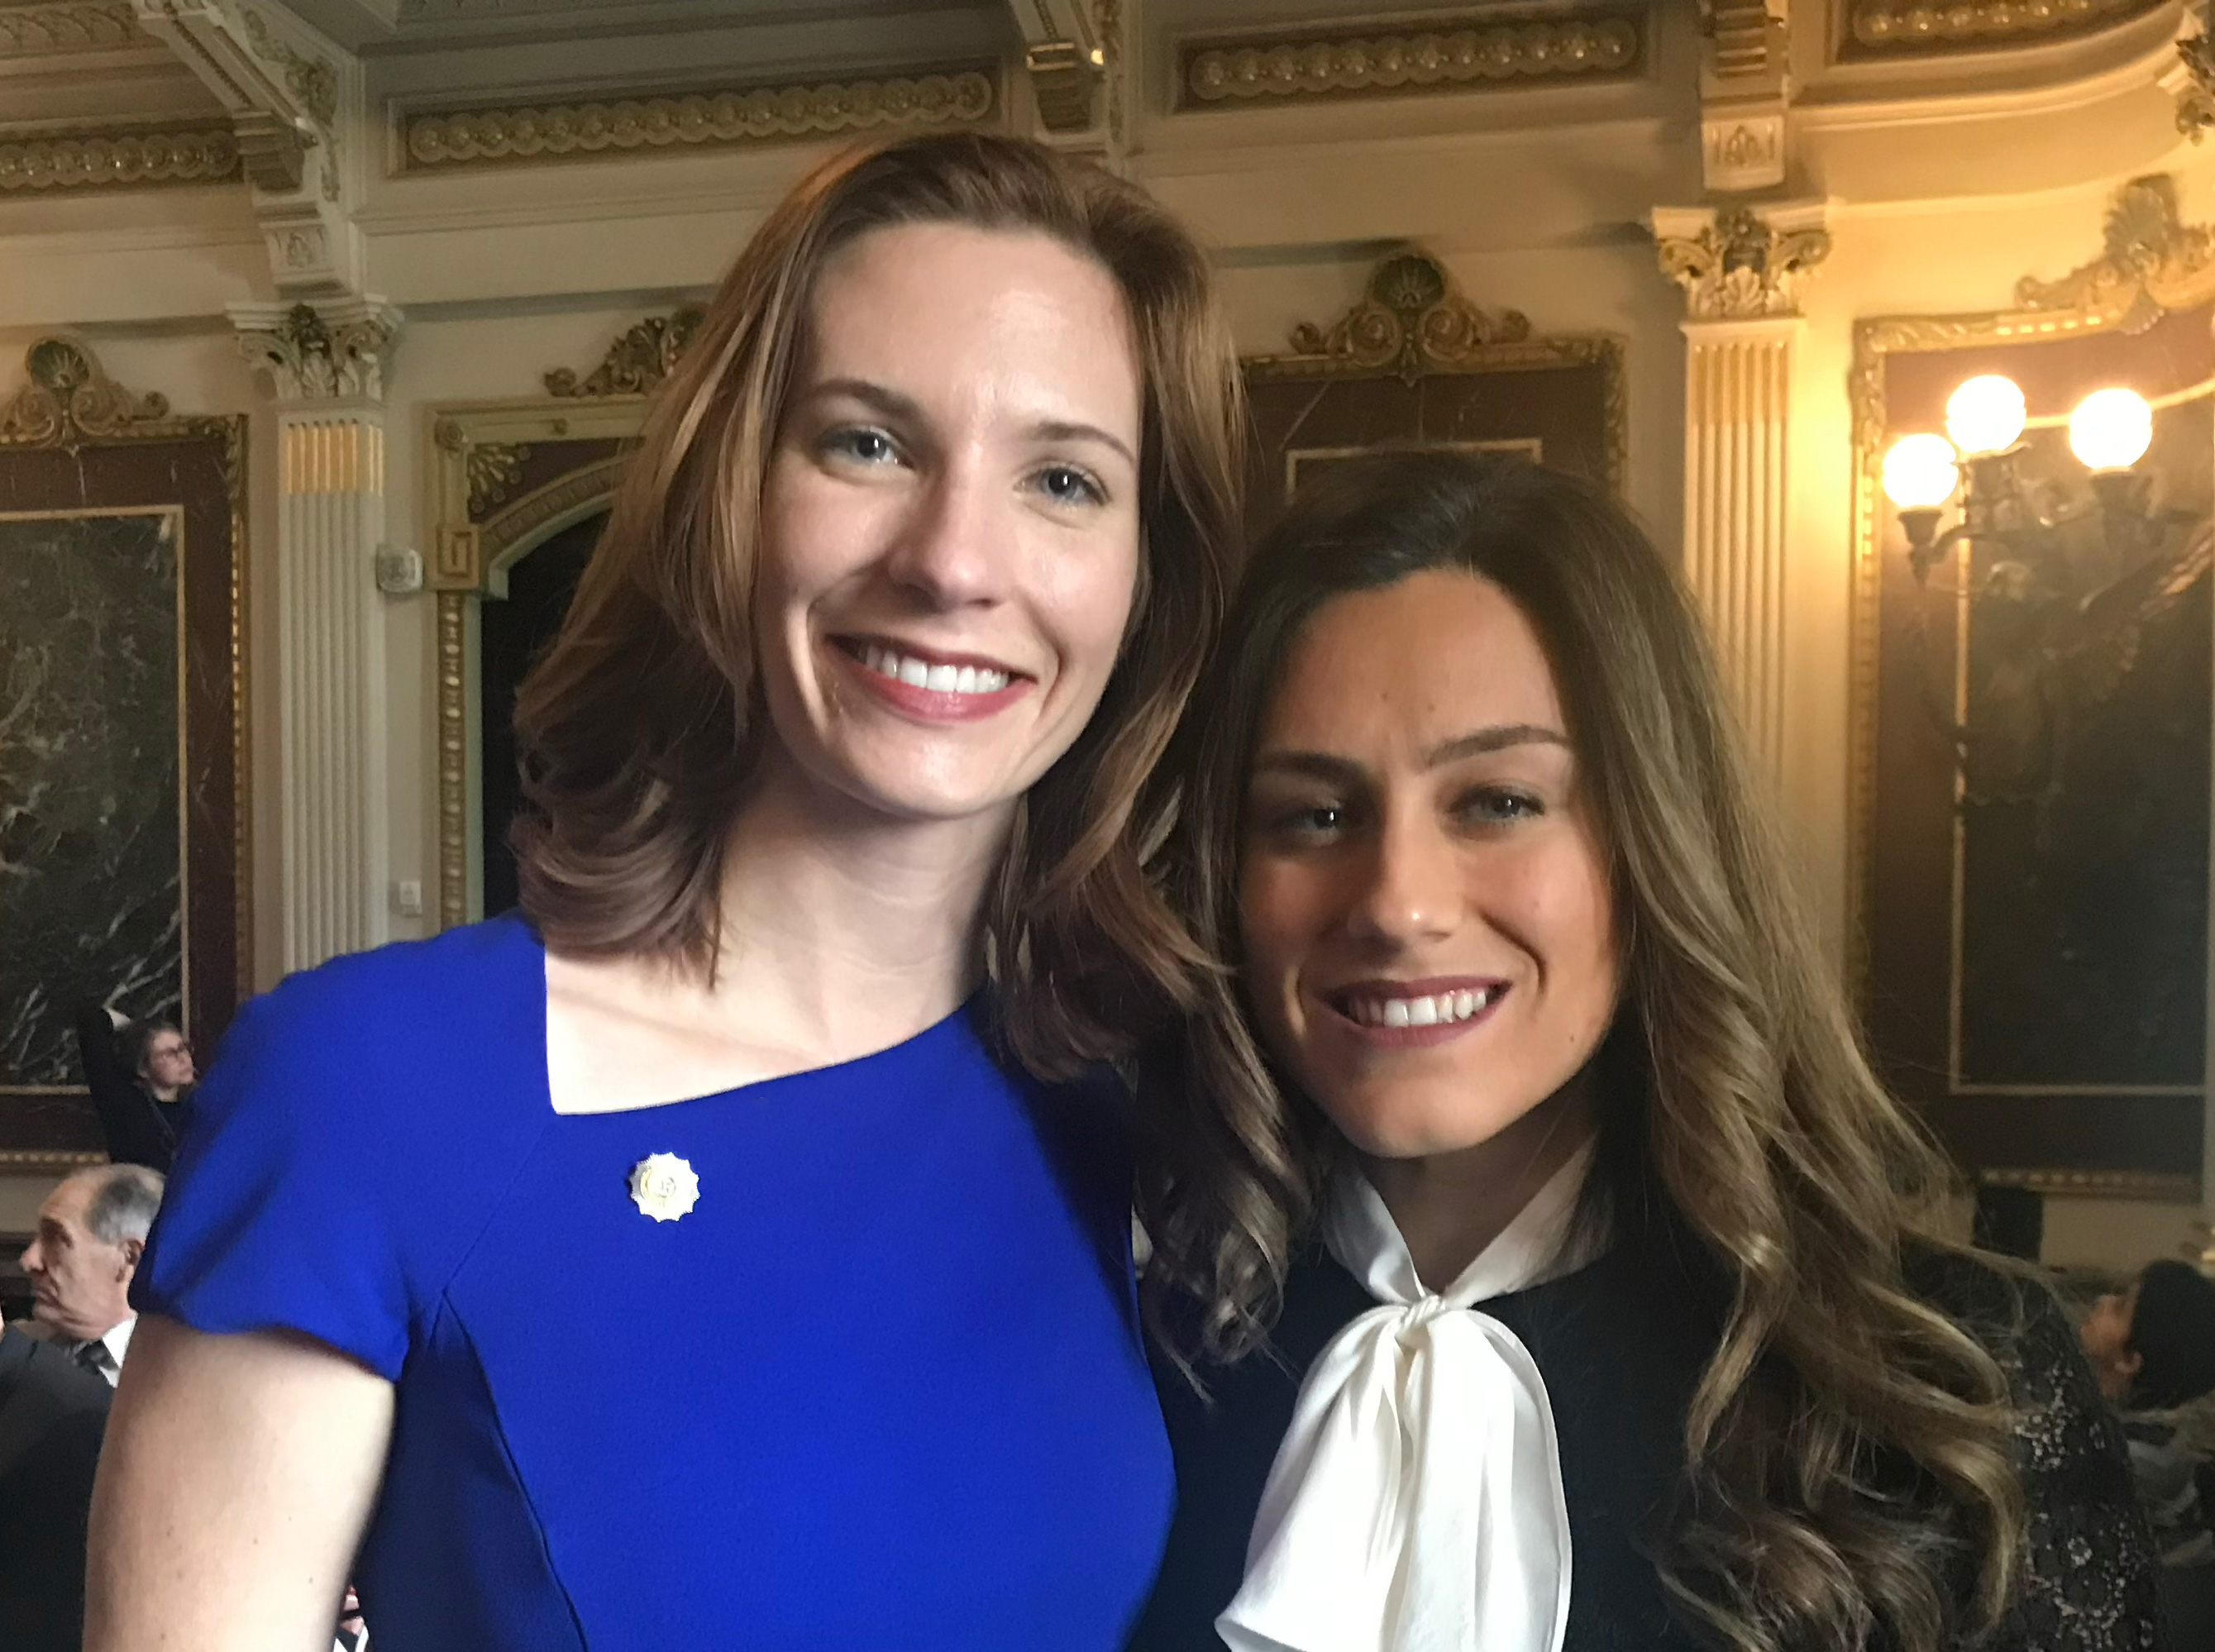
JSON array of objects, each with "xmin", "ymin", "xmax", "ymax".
[{"xmin": 73, "ymin": 1339, "xmax": 110, "ymax": 1379}]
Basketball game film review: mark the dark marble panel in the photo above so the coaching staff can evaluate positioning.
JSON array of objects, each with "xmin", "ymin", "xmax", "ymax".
[{"xmin": 0, "ymin": 511, "xmax": 183, "ymax": 1089}]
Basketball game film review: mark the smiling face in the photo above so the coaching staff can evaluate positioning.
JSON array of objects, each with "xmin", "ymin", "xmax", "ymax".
[
  {"xmin": 753, "ymin": 221, "xmax": 1144, "ymax": 831},
  {"xmin": 1237, "ymin": 569, "xmax": 1621, "ymax": 1162}
]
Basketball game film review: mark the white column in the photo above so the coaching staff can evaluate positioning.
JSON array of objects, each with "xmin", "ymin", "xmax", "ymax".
[
  {"xmin": 231, "ymin": 297, "xmax": 403, "ymax": 972},
  {"xmin": 1652, "ymin": 203, "xmax": 1831, "ymax": 786}
]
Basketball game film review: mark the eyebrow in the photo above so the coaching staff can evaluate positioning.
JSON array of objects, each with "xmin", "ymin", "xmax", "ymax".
[
  {"xmin": 1251, "ymin": 723, "xmax": 1570, "ymax": 782},
  {"xmin": 801, "ymin": 377, "xmax": 1137, "ymax": 469}
]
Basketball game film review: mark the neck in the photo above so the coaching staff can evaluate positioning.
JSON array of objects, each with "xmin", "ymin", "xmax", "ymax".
[
  {"xmin": 1358, "ymin": 1070, "xmax": 1600, "ymax": 1291},
  {"xmin": 701, "ymin": 749, "xmax": 1014, "ymax": 1058},
  {"xmin": 146, "ymin": 1081, "xmax": 179, "ymax": 1102}
]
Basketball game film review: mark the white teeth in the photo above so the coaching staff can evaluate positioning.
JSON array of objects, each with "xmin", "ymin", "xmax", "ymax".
[
  {"xmin": 856, "ymin": 644, "xmax": 1012, "ymax": 696},
  {"xmin": 1352, "ymin": 988, "xmax": 1500, "ymax": 1029}
]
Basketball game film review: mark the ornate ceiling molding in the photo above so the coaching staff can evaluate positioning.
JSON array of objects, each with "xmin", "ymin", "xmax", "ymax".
[
  {"xmin": 1177, "ymin": 11, "xmax": 1642, "ymax": 109},
  {"xmin": 1652, "ymin": 203, "xmax": 1833, "ymax": 322},
  {"xmin": 230, "ymin": 296, "xmax": 403, "ymax": 402},
  {"xmin": 0, "ymin": 2, "xmax": 147, "ymax": 55},
  {"xmin": 1847, "ymin": 0, "xmax": 2159, "ymax": 54},
  {"xmin": 0, "ymin": 123, "xmax": 239, "ymax": 192},
  {"xmin": 399, "ymin": 67, "xmax": 999, "ymax": 173},
  {"xmin": 2012, "ymin": 174, "xmax": 2215, "ymax": 328},
  {"xmin": 544, "ymin": 307, "xmax": 703, "ymax": 399},
  {"xmin": 0, "ymin": 337, "xmax": 191, "ymax": 448}
]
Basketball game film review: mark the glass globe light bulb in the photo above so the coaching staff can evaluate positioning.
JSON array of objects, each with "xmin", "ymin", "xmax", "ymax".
[
  {"xmin": 1944, "ymin": 375, "xmax": 2027, "ymax": 456},
  {"xmin": 1882, "ymin": 432, "xmax": 1960, "ymax": 510},
  {"xmin": 2068, "ymin": 388, "xmax": 2153, "ymax": 471}
]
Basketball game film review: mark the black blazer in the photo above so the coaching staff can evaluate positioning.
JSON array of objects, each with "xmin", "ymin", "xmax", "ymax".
[
  {"xmin": 0, "ymin": 1326, "xmax": 112, "ymax": 1652},
  {"xmin": 71, "ymin": 1002, "xmax": 179, "ymax": 1172}
]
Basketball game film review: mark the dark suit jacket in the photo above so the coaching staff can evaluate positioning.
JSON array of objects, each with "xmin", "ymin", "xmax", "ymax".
[
  {"xmin": 0, "ymin": 1325, "xmax": 112, "ymax": 1652},
  {"xmin": 71, "ymin": 1002, "xmax": 180, "ymax": 1172}
]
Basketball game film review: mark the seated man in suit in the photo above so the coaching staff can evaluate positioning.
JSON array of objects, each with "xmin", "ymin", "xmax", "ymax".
[
  {"xmin": 18, "ymin": 1166, "xmax": 164, "ymax": 1387},
  {"xmin": 0, "ymin": 1316, "xmax": 113, "ymax": 1651}
]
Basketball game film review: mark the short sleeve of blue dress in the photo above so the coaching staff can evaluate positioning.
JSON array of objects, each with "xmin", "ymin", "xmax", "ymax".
[{"xmin": 136, "ymin": 914, "xmax": 1174, "ymax": 1651}]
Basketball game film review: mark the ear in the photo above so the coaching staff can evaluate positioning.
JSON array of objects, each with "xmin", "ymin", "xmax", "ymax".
[
  {"xmin": 2119, "ymin": 1346, "xmax": 2145, "ymax": 1383},
  {"xmin": 118, "ymin": 1236, "xmax": 144, "ymax": 1277}
]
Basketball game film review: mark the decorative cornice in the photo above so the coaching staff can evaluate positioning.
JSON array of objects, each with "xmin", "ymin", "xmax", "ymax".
[
  {"xmin": 1701, "ymin": 0, "xmax": 1784, "ymax": 86},
  {"xmin": 2179, "ymin": 29, "xmax": 2215, "ymax": 141},
  {"xmin": 545, "ymin": 308, "xmax": 703, "ymax": 399},
  {"xmin": 0, "ymin": 2, "xmax": 146, "ymax": 55},
  {"xmin": 0, "ymin": 124, "xmax": 239, "ymax": 192},
  {"xmin": 2013, "ymin": 174, "xmax": 2215, "ymax": 329},
  {"xmin": 0, "ymin": 337, "xmax": 186, "ymax": 448},
  {"xmin": 1848, "ymin": 0, "xmax": 2156, "ymax": 52},
  {"xmin": 400, "ymin": 68, "xmax": 999, "ymax": 173},
  {"xmin": 1177, "ymin": 12, "xmax": 1642, "ymax": 107},
  {"xmin": 1248, "ymin": 251, "xmax": 1532, "ymax": 384},
  {"xmin": 239, "ymin": 7, "xmax": 332, "ymax": 128},
  {"xmin": 1652, "ymin": 203, "xmax": 1831, "ymax": 321},
  {"xmin": 231, "ymin": 297, "xmax": 403, "ymax": 402}
]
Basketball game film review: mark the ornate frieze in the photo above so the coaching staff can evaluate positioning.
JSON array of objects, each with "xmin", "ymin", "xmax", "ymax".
[
  {"xmin": 1849, "ymin": 0, "xmax": 2157, "ymax": 52},
  {"xmin": 544, "ymin": 308, "xmax": 703, "ymax": 399},
  {"xmin": 399, "ymin": 68, "xmax": 998, "ymax": 173},
  {"xmin": 232, "ymin": 298, "xmax": 403, "ymax": 402},
  {"xmin": 0, "ymin": 1, "xmax": 146, "ymax": 55},
  {"xmin": 0, "ymin": 125, "xmax": 239, "ymax": 192},
  {"xmin": 1177, "ymin": 12, "xmax": 1642, "ymax": 107},
  {"xmin": 2013, "ymin": 174, "xmax": 2215, "ymax": 328},
  {"xmin": 1652, "ymin": 203, "xmax": 1832, "ymax": 322}
]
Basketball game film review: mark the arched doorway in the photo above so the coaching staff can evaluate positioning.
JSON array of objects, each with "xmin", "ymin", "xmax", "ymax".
[{"xmin": 476, "ymin": 508, "xmax": 607, "ymax": 918}]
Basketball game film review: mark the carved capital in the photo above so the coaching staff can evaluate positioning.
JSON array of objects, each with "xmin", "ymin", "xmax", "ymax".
[
  {"xmin": 1651, "ymin": 202, "xmax": 1831, "ymax": 322},
  {"xmin": 230, "ymin": 296, "xmax": 401, "ymax": 402}
]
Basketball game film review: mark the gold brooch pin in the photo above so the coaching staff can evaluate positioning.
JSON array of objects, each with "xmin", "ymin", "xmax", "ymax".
[{"xmin": 628, "ymin": 1153, "xmax": 699, "ymax": 1222}]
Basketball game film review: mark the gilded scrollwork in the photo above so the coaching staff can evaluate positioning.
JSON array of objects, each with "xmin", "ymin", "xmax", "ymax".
[
  {"xmin": 1180, "ymin": 15, "xmax": 1640, "ymax": 107},
  {"xmin": 2014, "ymin": 174, "xmax": 2215, "ymax": 330},
  {"xmin": 545, "ymin": 308, "xmax": 704, "ymax": 399},
  {"xmin": 0, "ymin": 337, "xmax": 184, "ymax": 448},
  {"xmin": 465, "ymin": 443, "xmax": 530, "ymax": 518},
  {"xmin": 1254, "ymin": 252, "xmax": 1532, "ymax": 384},
  {"xmin": 402, "ymin": 69, "xmax": 997, "ymax": 173}
]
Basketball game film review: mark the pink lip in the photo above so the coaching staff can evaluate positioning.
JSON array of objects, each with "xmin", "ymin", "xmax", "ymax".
[
  {"xmin": 831, "ymin": 636, "xmax": 1034, "ymax": 725},
  {"xmin": 1320, "ymin": 976, "xmax": 1511, "ymax": 1051}
]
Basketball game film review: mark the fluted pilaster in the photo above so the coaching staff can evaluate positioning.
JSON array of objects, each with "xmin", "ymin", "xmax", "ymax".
[
  {"xmin": 231, "ymin": 295, "xmax": 402, "ymax": 971},
  {"xmin": 1651, "ymin": 203, "xmax": 1831, "ymax": 785}
]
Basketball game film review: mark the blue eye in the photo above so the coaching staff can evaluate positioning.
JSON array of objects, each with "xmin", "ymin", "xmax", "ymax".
[
  {"xmin": 823, "ymin": 427, "xmax": 900, "ymax": 466},
  {"xmin": 1034, "ymin": 465, "xmax": 1106, "ymax": 507},
  {"xmin": 1460, "ymin": 788, "xmax": 1541, "ymax": 825}
]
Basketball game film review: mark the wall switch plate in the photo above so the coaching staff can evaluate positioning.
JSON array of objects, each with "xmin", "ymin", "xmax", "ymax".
[{"xmin": 393, "ymin": 879, "xmax": 425, "ymax": 917}]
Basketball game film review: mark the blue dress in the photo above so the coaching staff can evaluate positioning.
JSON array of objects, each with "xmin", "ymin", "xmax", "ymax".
[{"xmin": 135, "ymin": 914, "xmax": 1173, "ymax": 1650}]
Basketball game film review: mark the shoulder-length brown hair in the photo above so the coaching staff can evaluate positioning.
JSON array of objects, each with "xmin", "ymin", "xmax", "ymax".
[
  {"xmin": 1138, "ymin": 449, "xmax": 2022, "ymax": 1652},
  {"xmin": 512, "ymin": 131, "xmax": 1245, "ymax": 1077}
]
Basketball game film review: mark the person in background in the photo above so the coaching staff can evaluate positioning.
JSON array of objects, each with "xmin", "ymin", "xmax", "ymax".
[
  {"xmin": 2083, "ymin": 1259, "xmax": 2215, "ymax": 1567},
  {"xmin": 72, "ymin": 1007, "xmax": 191, "ymax": 1172},
  {"xmin": 19, "ymin": 1166, "xmax": 165, "ymax": 1386},
  {"xmin": 0, "ymin": 1316, "xmax": 112, "ymax": 1652}
]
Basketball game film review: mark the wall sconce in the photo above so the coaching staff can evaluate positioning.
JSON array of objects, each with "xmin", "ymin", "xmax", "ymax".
[
  {"xmin": 1882, "ymin": 375, "xmax": 2157, "ymax": 590},
  {"xmin": 1879, "ymin": 374, "xmax": 2168, "ymax": 800}
]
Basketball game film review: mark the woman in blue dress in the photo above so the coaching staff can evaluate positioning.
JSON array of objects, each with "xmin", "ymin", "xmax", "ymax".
[{"xmin": 88, "ymin": 131, "xmax": 1244, "ymax": 1652}]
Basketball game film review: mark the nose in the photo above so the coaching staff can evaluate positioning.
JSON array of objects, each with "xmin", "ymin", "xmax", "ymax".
[
  {"xmin": 880, "ymin": 454, "xmax": 1013, "ymax": 612},
  {"xmin": 1344, "ymin": 806, "xmax": 1459, "ymax": 950},
  {"xmin": 19, "ymin": 1238, "xmax": 41, "ymax": 1277}
]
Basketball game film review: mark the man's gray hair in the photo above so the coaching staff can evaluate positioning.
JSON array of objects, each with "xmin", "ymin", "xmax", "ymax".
[{"xmin": 72, "ymin": 1163, "xmax": 165, "ymax": 1247}]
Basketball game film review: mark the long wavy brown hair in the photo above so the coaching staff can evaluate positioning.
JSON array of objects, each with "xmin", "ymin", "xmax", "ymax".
[
  {"xmin": 1137, "ymin": 450, "xmax": 2023, "ymax": 1652},
  {"xmin": 512, "ymin": 131, "xmax": 1244, "ymax": 1078}
]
